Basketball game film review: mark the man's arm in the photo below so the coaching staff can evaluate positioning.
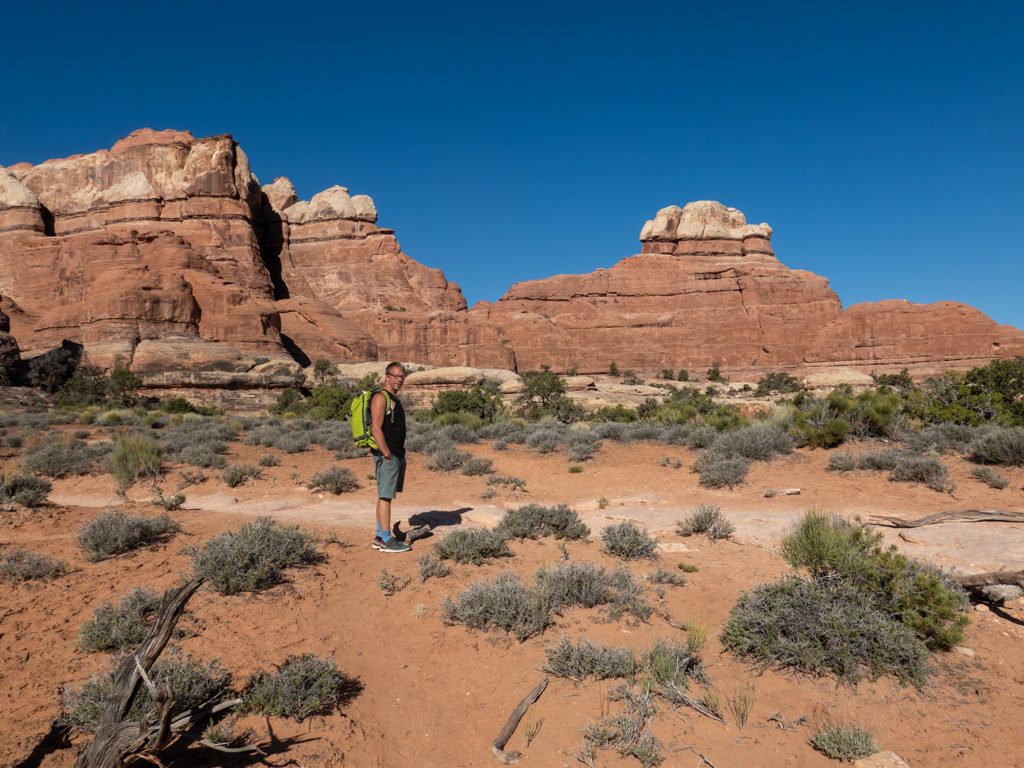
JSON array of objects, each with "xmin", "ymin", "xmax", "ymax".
[{"xmin": 369, "ymin": 391, "xmax": 391, "ymax": 459}]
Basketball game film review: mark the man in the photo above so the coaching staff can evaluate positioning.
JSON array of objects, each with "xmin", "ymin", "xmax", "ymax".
[{"xmin": 370, "ymin": 362, "xmax": 411, "ymax": 553}]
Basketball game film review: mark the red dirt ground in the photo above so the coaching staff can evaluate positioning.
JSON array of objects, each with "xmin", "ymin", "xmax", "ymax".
[{"xmin": 2, "ymin": 434, "xmax": 1023, "ymax": 768}]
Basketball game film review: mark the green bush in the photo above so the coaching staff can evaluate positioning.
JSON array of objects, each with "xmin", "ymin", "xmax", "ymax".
[
  {"xmin": 188, "ymin": 516, "xmax": 320, "ymax": 594},
  {"xmin": 61, "ymin": 649, "xmax": 232, "ymax": 732},
  {"xmin": 434, "ymin": 528, "xmax": 513, "ymax": 565},
  {"xmin": 676, "ymin": 502, "xmax": 734, "ymax": 539},
  {"xmin": 440, "ymin": 570, "xmax": 550, "ymax": 642},
  {"xmin": 495, "ymin": 503, "xmax": 590, "ymax": 541},
  {"xmin": 755, "ymin": 372, "xmax": 801, "ymax": 396},
  {"xmin": 108, "ymin": 434, "xmax": 163, "ymax": 495},
  {"xmin": 432, "ymin": 382, "xmax": 504, "ymax": 421},
  {"xmin": 221, "ymin": 463, "xmax": 263, "ymax": 488},
  {"xmin": 621, "ymin": 371, "xmax": 643, "ymax": 386},
  {"xmin": 601, "ymin": 521, "xmax": 657, "ymax": 560},
  {"xmin": 241, "ymin": 653, "xmax": 353, "ymax": 722},
  {"xmin": 0, "ymin": 548, "xmax": 68, "ymax": 581},
  {"xmin": 811, "ymin": 723, "xmax": 879, "ymax": 761},
  {"xmin": 722, "ymin": 575, "xmax": 929, "ymax": 685},
  {"xmin": 707, "ymin": 362, "xmax": 728, "ymax": 383},
  {"xmin": 591, "ymin": 404, "xmax": 638, "ymax": 423},
  {"xmin": 77, "ymin": 511, "xmax": 181, "ymax": 561},
  {"xmin": 78, "ymin": 587, "xmax": 161, "ymax": 653},
  {"xmin": 970, "ymin": 466, "xmax": 1009, "ymax": 489},
  {"xmin": 779, "ymin": 510, "xmax": 969, "ymax": 652},
  {"xmin": 307, "ymin": 466, "xmax": 359, "ymax": 494},
  {"xmin": 0, "ymin": 471, "xmax": 51, "ymax": 507}
]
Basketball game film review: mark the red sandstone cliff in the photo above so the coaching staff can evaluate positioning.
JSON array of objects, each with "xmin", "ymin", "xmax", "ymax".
[{"xmin": 2, "ymin": 131, "xmax": 1022, "ymax": 384}]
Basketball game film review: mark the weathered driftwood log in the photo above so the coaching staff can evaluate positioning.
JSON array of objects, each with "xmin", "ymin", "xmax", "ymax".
[
  {"xmin": 764, "ymin": 488, "xmax": 801, "ymax": 498},
  {"xmin": 954, "ymin": 570, "xmax": 1024, "ymax": 591},
  {"xmin": 491, "ymin": 678, "xmax": 548, "ymax": 764},
  {"xmin": 870, "ymin": 510, "xmax": 1024, "ymax": 527},
  {"xmin": 74, "ymin": 577, "xmax": 205, "ymax": 768}
]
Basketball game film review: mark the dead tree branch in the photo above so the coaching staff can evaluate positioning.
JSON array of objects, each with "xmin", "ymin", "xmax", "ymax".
[
  {"xmin": 491, "ymin": 678, "xmax": 548, "ymax": 764},
  {"xmin": 870, "ymin": 510, "xmax": 1024, "ymax": 528}
]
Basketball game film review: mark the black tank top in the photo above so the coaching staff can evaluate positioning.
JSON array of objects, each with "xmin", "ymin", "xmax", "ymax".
[{"xmin": 374, "ymin": 391, "xmax": 406, "ymax": 458}]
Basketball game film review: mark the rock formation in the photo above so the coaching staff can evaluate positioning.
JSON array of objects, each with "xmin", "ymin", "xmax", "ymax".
[
  {"xmin": 2, "ymin": 131, "xmax": 1022, "ymax": 394},
  {"xmin": 472, "ymin": 202, "xmax": 845, "ymax": 372}
]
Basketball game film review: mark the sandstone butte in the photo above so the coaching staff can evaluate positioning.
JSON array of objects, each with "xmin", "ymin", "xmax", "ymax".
[{"xmin": 1, "ymin": 128, "xmax": 1022, "ymax": 392}]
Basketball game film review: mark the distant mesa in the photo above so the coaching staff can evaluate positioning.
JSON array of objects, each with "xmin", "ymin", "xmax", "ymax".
[{"xmin": 1, "ymin": 128, "xmax": 1021, "ymax": 403}]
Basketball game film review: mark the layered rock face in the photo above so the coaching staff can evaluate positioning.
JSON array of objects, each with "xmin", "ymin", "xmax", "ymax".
[
  {"xmin": 473, "ymin": 202, "xmax": 845, "ymax": 373},
  {"xmin": 0, "ymin": 129, "xmax": 512, "ymax": 381},
  {"xmin": 803, "ymin": 300, "xmax": 1024, "ymax": 367}
]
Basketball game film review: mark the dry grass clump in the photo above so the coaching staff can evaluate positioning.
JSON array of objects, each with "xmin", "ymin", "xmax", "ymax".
[
  {"xmin": 601, "ymin": 520, "xmax": 658, "ymax": 561},
  {"xmin": 495, "ymin": 503, "xmax": 590, "ymax": 541},
  {"xmin": 187, "ymin": 516, "xmax": 320, "ymax": 594},
  {"xmin": 241, "ymin": 653, "xmax": 356, "ymax": 723},
  {"xmin": 221, "ymin": 463, "xmax": 263, "ymax": 488},
  {"xmin": 108, "ymin": 434, "xmax": 163, "ymax": 494},
  {"xmin": 306, "ymin": 466, "xmax": 359, "ymax": 494},
  {"xmin": 0, "ymin": 547, "xmax": 68, "ymax": 582},
  {"xmin": 811, "ymin": 721, "xmax": 879, "ymax": 761},
  {"xmin": 676, "ymin": 502, "xmax": 734, "ymax": 539},
  {"xmin": 77, "ymin": 587, "xmax": 161, "ymax": 653},
  {"xmin": 970, "ymin": 466, "xmax": 1009, "ymax": 489},
  {"xmin": 77, "ymin": 510, "xmax": 181, "ymax": 561}
]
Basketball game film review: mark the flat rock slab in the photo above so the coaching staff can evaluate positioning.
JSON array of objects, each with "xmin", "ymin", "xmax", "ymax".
[{"xmin": 855, "ymin": 752, "xmax": 911, "ymax": 768}]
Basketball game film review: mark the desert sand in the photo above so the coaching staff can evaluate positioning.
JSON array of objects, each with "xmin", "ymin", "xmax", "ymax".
[{"xmin": 3, "ymin": 435, "xmax": 1023, "ymax": 768}]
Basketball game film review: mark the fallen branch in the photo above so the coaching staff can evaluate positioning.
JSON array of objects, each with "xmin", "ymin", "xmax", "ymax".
[
  {"xmin": 491, "ymin": 678, "xmax": 548, "ymax": 764},
  {"xmin": 764, "ymin": 488, "xmax": 801, "ymax": 498},
  {"xmin": 954, "ymin": 570, "xmax": 1024, "ymax": 591},
  {"xmin": 665, "ymin": 684, "xmax": 725, "ymax": 723},
  {"xmin": 870, "ymin": 510, "xmax": 1024, "ymax": 528}
]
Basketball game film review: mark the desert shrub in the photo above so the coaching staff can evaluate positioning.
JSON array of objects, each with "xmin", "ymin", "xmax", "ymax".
[
  {"xmin": 644, "ymin": 567, "xmax": 686, "ymax": 586},
  {"xmin": 826, "ymin": 451, "xmax": 857, "ymax": 472},
  {"xmin": 244, "ymin": 424, "xmax": 288, "ymax": 448},
  {"xmin": 621, "ymin": 370, "xmax": 643, "ymax": 386},
  {"xmin": 416, "ymin": 552, "xmax": 452, "ymax": 582},
  {"xmin": 623, "ymin": 423, "xmax": 665, "ymax": 442},
  {"xmin": 811, "ymin": 723, "xmax": 880, "ymax": 761},
  {"xmin": 970, "ymin": 466, "xmax": 1009, "ymax": 489},
  {"xmin": 78, "ymin": 511, "xmax": 181, "ymax": 561},
  {"xmin": 177, "ymin": 445, "xmax": 227, "ymax": 469},
  {"xmin": 442, "ymin": 422, "xmax": 481, "ymax": 444},
  {"xmin": 707, "ymin": 362, "xmax": 727, "ymax": 383},
  {"xmin": 525, "ymin": 426, "xmax": 565, "ymax": 453},
  {"xmin": 461, "ymin": 456, "xmax": 494, "ymax": 476},
  {"xmin": 188, "ymin": 516, "xmax": 320, "ymax": 594},
  {"xmin": 108, "ymin": 434, "xmax": 163, "ymax": 495},
  {"xmin": 592, "ymin": 405, "xmax": 638, "ymax": 423},
  {"xmin": 485, "ymin": 474, "xmax": 527, "ymax": 491},
  {"xmin": 276, "ymin": 432, "xmax": 310, "ymax": 454},
  {"xmin": 334, "ymin": 442, "xmax": 370, "ymax": 460},
  {"xmin": 601, "ymin": 521, "xmax": 657, "ymax": 561},
  {"xmin": 258, "ymin": 453, "xmax": 280, "ymax": 467},
  {"xmin": 433, "ymin": 528, "xmax": 513, "ymax": 565},
  {"xmin": 0, "ymin": 471, "xmax": 51, "ymax": 507},
  {"xmin": 566, "ymin": 430, "xmax": 603, "ymax": 462},
  {"xmin": 61, "ymin": 649, "xmax": 232, "ymax": 732},
  {"xmin": 0, "ymin": 548, "xmax": 68, "ymax": 581},
  {"xmin": 161, "ymin": 397, "xmax": 218, "ymax": 415},
  {"xmin": 20, "ymin": 437, "xmax": 111, "ymax": 478},
  {"xmin": 495, "ymin": 503, "xmax": 590, "ymax": 541},
  {"xmin": 426, "ymin": 444, "xmax": 471, "ymax": 472},
  {"xmin": 78, "ymin": 587, "xmax": 161, "ymax": 653},
  {"xmin": 710, "ymin": 424, "xmax": 793, "ymax": 461},
  {"xmin": 969, "ymin": 426, "xmax": 1024, "ymax": 466},
  {"xmin": 853, "ymin": 448, "xmax": 903, "ymax": 471},
  {"xmin": 432, "ymin": 382, "xmax": 504, "ymax": 421},
  {"xmin": 153, "ymin": 493, "xmax": 186, "ymax": 511},
  {"xmin": 754, "ymin": 372, "xmax": 801, "ymax": 397},
  {"xmin": 780, "ymin": 510, "xmax": 969, "ymax": 652},
  {"xmin": 542, "ymin": 636, "xmax": 633, "ymax": 680},
  {"xmin": 440, "ymin": 570, "xmax": 550, "ymax": 642},
  {"xmin": 221, "ymin": 463, "xmax": 263, "ymax": 488},
  {"xmin": 722, "ymin": 575, "xmax": 929, "ymax": 685},
  {"xmin": 694, "ymin": 454, "xmax": 751, "ymax": 489},
  {"xmin": 888, "ymin": 453, "xmax": 952, "ymax": 492},
  {"xmin": 306, "ymin": 466, "xmax": 358, "ymax": 494},
  {"xmin": 686, "ymin": 424, "xmax": 719, "ymax": 449},
  {"xmin": 242, "ymin": 654, "xmax": 352, "ymax": 722},
  {"xmin": 791, "ymin": 405, "xmax": 851, "ymax": 449},
  {"xmin": 906, "ymin": 423, "xmax": 976, "ymax": 454},
  {"xmin": 676, "ymin": 502, "xmax": 734, "ymax": 539},
  {"xmin": 160, "ymin": 421, "xmax": 236, "ymax": 456}
]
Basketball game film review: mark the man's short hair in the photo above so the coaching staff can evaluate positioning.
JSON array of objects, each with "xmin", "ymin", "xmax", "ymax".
[{"xmin": 386, "ymin": 362, "xmax": 407, "ymax": 377}]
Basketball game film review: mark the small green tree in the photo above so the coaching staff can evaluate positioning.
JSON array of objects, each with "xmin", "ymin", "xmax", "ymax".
[
  {"xmin": 608, "ymin": 361, "xmax": 620, "ymax": 377},
  {"xmin": 707, "ymin": 363, "xmax": 728, "ymax": 383},
  {"xmin": 312, "ymin": 358, "xmax": 339, "ymax": 387},
  {"xmin": 108, "ymin": 368, "xmax": 143, "ymax": 407}
]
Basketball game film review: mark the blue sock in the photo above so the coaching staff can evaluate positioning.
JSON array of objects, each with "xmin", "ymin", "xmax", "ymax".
[
  {"xmin": 380, "ymin": 530, "xmax": 393, "ymax": 543},
  {"xmin": 376, "ymin": 521, "xmax": 384, "ymax": 537}
]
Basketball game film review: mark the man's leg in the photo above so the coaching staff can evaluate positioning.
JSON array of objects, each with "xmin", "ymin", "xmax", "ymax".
[{"xmin": 376, "ymin": 497, "xmax": 393, "ymax": 542}]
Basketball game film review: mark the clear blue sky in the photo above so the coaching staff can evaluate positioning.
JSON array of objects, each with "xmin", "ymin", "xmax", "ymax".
[{"xmin": 4, "ymin": 1, "xmax": 1023, "ymax": 328}]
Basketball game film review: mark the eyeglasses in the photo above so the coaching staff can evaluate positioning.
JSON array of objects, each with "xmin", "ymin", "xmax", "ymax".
[{"xmin": 387, "ymin": 373, "xmax": 406, "ymax": 380}]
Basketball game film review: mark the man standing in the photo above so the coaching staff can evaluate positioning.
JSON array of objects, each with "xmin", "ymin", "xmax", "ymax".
[{"xmin": 370, "ymin": 362, "xmax": 411, "ymax": 553}]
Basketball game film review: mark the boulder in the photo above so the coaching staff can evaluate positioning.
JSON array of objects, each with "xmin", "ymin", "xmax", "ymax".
[
  {"xmin": 262, "ymin": 177, "xmax": 298, "ymax": 213},
  {"xmin": 404, "ymin": 367, "xmax": 488, "ymax": 388}
]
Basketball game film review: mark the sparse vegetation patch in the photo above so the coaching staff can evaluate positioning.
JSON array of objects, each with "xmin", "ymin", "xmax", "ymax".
[{"xmin": 77, "ymin": 511, "xmax": 181, "ymax": 561}]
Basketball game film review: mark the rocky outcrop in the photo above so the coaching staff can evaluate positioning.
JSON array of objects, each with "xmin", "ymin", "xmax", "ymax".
[
  {"xmin": 473, "ymin": 201, "xmax": 843, "ymax": 373},
  {"xmin": 803, "ymin": 300, "xmax": 1024, "ymax": 368}
]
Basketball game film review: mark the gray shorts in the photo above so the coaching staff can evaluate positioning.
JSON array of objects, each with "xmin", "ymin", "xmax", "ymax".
[{"xmin": 374, "ymin": 453, "xmax": 406, "ymax": 499}]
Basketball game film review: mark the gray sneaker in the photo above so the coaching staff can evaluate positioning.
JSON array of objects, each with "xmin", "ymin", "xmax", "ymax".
[{"xmin": 379, "ymin": 538, "xmax": 412, "ymax": 553}]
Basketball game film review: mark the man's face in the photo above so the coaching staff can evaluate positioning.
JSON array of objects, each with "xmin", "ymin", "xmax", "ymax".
[{"xmin": 386, "ymin": 368, "xmax": 406, "ymax": 391}]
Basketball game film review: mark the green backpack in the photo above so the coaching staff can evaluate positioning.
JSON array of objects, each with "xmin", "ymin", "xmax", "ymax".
[{"xmin": 350, "ymin": 388, "xmax": 393, "ymax": 450}]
